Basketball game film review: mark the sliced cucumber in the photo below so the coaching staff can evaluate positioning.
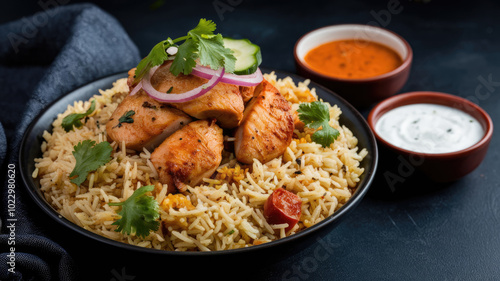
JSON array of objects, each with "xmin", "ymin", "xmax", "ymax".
[{"xmin": 223, "ymin": 38, "xmax": 262, "ymax": 75}]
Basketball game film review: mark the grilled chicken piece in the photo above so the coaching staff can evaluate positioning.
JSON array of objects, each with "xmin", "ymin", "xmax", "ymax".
[
  {"xmin": 127, "ymin": 67, "xmax": 137, "ymax": 90},
  {"xmin": 150, "ymin": 119, "xmax": 224, "ymax": 193},
  {"xmin": 239, "ymin": 85, "xmax": 257, "ymax": 103},
  {"xmin": 106, "ymin": 91, "xmax": 192, "ymax": 151},
  {"xmin": 150, "ymin": 62, "xmax": 244, "ymax": 128},
  {"xmin": 234, "ymin": 79, "xmax": 294, "ymax": 164}
]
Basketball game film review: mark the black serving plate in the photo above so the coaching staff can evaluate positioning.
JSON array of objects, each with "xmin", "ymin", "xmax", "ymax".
[{"xmin": 19, "ymin": 70, "xmax": 378, "ymax": 261}]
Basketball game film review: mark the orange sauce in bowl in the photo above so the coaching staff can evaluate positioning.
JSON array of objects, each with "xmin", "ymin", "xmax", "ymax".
[{"xmin": 304, "ymin": 39, "xmax": 403, "ymax": 79}]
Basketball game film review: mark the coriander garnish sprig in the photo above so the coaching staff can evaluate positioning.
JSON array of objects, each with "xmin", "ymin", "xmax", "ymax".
[
  {"xmin": 133, "ymin": 18, "xmax": 236, "ymax": 83},
  {"xmin": 69, "ymin": 140, "xmax": 113, "ymax": 186},
  {"xmin": 297, "ymin": 101, "xmax": 340, "ymax": 148},
  {"xmin": 61, "ymin": 100, "xmax": 96, "ymax": 132},
  {"xmin": 108, "ymin": 185, "xmax": 160, "ymax": 238}
]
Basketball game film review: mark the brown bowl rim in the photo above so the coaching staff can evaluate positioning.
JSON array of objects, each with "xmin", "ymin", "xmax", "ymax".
[
  {"xmin": 367, "ymin": 91, "xmax": 494, "ymax": 159},
  {"xmin": 293, "ymin": 23, "xmax": 413, "ymax": 83}
]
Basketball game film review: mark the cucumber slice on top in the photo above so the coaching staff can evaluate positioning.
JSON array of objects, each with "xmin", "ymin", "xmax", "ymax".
[{"xmin": 223, "ymin": 38, "xmax": 262, "ymax": 75}]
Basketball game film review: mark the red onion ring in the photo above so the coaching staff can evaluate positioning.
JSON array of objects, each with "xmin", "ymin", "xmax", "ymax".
[
  {"xmin": 141, "ymin": 66, "xmax": 225, "ymax": 103},
  {"xmin": 192, "ymin": 65, "xmax": 263, "ymax": 86},
  {"xmin": 129, "ymin": 81, "xmax": 143, "ymax": 96}
]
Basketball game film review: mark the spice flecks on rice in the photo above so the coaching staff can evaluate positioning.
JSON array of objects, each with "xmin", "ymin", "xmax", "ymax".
[{"xmin": 34, "ymin": 75, "xmax": 367, "ymax": 251}]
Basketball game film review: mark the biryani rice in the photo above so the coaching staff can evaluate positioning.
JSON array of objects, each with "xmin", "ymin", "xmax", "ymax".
[{"xmin": 33, "ymin": 72, "xmax": 367, "ymax": 251}]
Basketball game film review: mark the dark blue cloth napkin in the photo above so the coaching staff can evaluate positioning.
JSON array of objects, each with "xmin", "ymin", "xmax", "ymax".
[{"xmin": 0, "ymin": 3, "xmax": 140, "ymax": 280}]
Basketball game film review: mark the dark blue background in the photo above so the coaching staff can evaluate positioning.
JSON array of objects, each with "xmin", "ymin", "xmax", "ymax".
[{"xmin": 2, "ymin": 0, "xmax": 499, "ymax": 280}]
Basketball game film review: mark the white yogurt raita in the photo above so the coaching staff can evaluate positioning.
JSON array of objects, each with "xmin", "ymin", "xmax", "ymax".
[{"xmin": 375, "ymin": 103, "xmax": 484, "ymax": 154}]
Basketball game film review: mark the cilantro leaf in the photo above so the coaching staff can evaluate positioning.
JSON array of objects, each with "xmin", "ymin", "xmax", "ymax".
[
  {"xmin": 108, "ymin": 185, "xmax": 160, "ymax": 238},
  {"xmin": 69, "ymin": 140, "xmax": 112, "ymax": 185},
  {"xmin": 170, "ymin": 39, "xmax": 199, "ymax": 76},
  {"xmin": 310, "ymin": 124, "xmax": 339, "ymax": 148},
  {"xmin": 297, "ymin": 101, "xmax": 330, "ymax": 129},
  {"xmin": 61, "ymin": 100, "xmax": 96, "ymax": 132},
  {"xmin": 134, "ymin": 41, "xmax": 171, "ymax": 83},
  {"xmin": 134, "ymin": 18, "xmax": 236, "ymax": 80},
  {"xmin": 194, "ymin": 33, "xmax": 236, "ymax": 73},
  {"xmin": 297, "ymin": 101, "xmax": 340, "ymax": 148},
  {"xmin": 189, "ymin": 18, "xmax": 217, "ymax": 35}
]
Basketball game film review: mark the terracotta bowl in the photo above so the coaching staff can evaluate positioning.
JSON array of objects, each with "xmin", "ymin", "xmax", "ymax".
[
  {"xmin": 294, "ymin": 24, "xmax": 413, "ymax": 108},
  {"xmin": 368, "ymin": 91, "xmax": 493, "ymax": 182}
]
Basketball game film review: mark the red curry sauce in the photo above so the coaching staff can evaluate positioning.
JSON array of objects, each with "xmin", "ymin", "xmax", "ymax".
[{"xmin": 304, "ymin": 39, "xmax": 403, "ymax": 79}]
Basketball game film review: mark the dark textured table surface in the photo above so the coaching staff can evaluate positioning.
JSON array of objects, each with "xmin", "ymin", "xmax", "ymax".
[{"xmin": 2, "ymin": 0, "xmax": 500, "ymax": 280}]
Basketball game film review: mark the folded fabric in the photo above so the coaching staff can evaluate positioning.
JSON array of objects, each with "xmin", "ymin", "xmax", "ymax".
[{"xmin": 0, "ymin": 3, "xmax": 140, "ymax": 280}]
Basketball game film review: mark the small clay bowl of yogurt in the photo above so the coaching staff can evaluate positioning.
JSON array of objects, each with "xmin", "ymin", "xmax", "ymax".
[{"xmin": 368, "ymin": 91, "xmax": 493, "ymax": 182}]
